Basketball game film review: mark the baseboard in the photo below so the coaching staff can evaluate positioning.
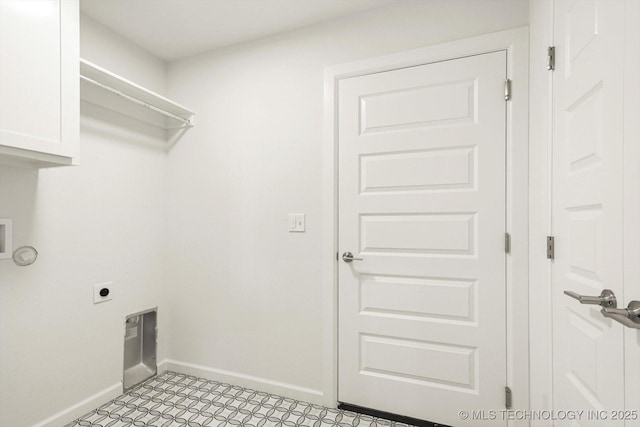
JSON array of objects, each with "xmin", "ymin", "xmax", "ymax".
[
  {"xmin": 162, "ymin": 359, "xmax": 324, "ymax": 405},
  {"xmin": 33, "ymin": 382, "xmax": 122, "ymax": 427}
]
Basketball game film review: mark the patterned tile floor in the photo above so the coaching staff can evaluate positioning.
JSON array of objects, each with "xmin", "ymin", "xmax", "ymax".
[{"xmin": 65, "ymin": 371, "xmax": 413, "ymax": 427}]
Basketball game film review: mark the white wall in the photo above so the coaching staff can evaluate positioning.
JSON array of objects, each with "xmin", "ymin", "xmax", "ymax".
[
  {"xmin": 0, "ymin": 15, "xmax": 168, "ymax": 426},
  {"xmin": 165, "ymin": 0, "xmax": 529, "ymax": 402},
  {"xmin": 80, "ymin": 13, "xmax": 166, "ymax": 94}
]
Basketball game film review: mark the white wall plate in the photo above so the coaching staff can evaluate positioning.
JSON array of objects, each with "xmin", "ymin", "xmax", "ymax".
[{"xmin": 0, "ymin": 218, "xmax": 13, "ymax": 260}]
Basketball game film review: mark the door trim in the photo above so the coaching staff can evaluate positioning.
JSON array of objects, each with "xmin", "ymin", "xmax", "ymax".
[
  {"xmin": 322, "ymin": 27, "xmax": 530, "ymax": 419},
  {"xmin": 528, "ymin": 1, "xmax": 554, "ymax": 419}
]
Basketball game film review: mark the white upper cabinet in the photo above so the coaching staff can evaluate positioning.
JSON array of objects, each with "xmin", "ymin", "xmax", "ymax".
[{"xmin": 0, "ymin": 0, "xmax": 79, "ymax": 167}]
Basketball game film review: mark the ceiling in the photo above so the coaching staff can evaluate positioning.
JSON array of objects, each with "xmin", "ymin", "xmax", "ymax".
[{"xmin": 80, "ymin": 0, "xmax": 399, "ymax": 62}]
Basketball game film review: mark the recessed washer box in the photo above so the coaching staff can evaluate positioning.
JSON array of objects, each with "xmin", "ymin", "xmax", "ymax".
[{"xmin": 124, "ymin": 308, "xmax": 157, "ymax": 391}]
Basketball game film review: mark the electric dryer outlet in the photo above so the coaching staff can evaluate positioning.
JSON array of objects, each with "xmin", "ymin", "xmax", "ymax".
[{"xmin": 93, "ymin": 282, "xmax": 113, "ymax": 304}]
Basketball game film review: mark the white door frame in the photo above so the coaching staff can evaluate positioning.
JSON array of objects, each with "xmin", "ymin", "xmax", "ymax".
[{"xmin": 322, "ymin": 27, "xmax": 530, "ymax": 420}]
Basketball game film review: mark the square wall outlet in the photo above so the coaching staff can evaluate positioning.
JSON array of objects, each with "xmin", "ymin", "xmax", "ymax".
[{"xmin": 94, "ymin": 282, "xmax": 113, "ymax": 304}]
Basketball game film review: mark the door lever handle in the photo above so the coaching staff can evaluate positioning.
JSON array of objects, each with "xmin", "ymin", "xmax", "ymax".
[
  {"xmin": 564, "ymin": 289, "xmax": 617, "ymax": 308},
  {"xmin": 602, "ymin": 301, "xmax": 640, "ymax": 329},
  {"xmin": 342, "ymin": 251, "xmax": 363, "ymax": 263}
]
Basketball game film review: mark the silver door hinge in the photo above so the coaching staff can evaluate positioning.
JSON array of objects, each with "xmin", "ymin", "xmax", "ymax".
[
  {"xmin": 547, "ymin": 46, "xmax": 555, "ymax": 70},
  {"xmin": 547, "ymin": 236, "xmax": 555, "ymax": 259},
  {"xmin": 504, "ymin": 79, "xmax": 512, "ymax": 101},
  {"xmin": 505, "ymin": 232, "xmax": 511, "ymax": 254},
  {"xmin": 505, "ymin": 386, "xmax": 512, "ymax": 409}
]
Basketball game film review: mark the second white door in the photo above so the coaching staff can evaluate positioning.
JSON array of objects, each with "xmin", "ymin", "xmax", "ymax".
[
  {"xmin": 551, "ymin": 1, "xmax": 628, "ymax": 425},
  {"xmin": 338, "ymin": 51, "xmax": 508, "ymax": 426}
]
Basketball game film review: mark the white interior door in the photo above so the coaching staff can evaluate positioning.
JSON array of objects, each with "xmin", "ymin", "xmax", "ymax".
[
  {"xmin": 337, "ymin": 51, "xmax": 508, "ymax": 426},
  {"xmin": 551, "ymin": 0, "xmax": 627, "ymax": 425}
]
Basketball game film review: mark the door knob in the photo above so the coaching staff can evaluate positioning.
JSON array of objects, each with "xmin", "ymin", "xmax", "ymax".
[
  {"xmin": 564, "ymin": 289, "xmax": 617, "ymax": 308},
  {"xmin": 602, "ymin": 301, "xmax": 640, "ymax": 329},
  {"xmin": 342, "ymin": 251, "xmax": 363, "ymax": 263}
]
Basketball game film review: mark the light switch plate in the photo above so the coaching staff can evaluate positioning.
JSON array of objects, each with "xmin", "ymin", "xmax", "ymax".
[
  {"xmin": 93, "ymin": 282, "xmax": 113, "ymax": 304},
  {"xmin": 288, "ymin": 214, "xmax": 305, "ymax": 232}
]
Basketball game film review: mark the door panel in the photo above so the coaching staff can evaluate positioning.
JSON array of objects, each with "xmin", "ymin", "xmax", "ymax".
[
  {"xmin": 338, "ymin": 51, "xmax": 507, "ymax": 426},
  {"xmin": 552, "ymin": 0, "xmax": 625, "ymax": 425}
]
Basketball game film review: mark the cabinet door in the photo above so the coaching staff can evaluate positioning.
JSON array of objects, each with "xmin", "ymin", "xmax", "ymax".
[{"xmin": 0, "ymin": 0, "xmax": 78, "ymax": 165}]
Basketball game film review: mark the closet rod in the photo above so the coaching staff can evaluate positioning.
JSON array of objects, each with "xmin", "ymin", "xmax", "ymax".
[{"xmin": 80, "ymin": 75, "xmax": 192, "ymax": 127}]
